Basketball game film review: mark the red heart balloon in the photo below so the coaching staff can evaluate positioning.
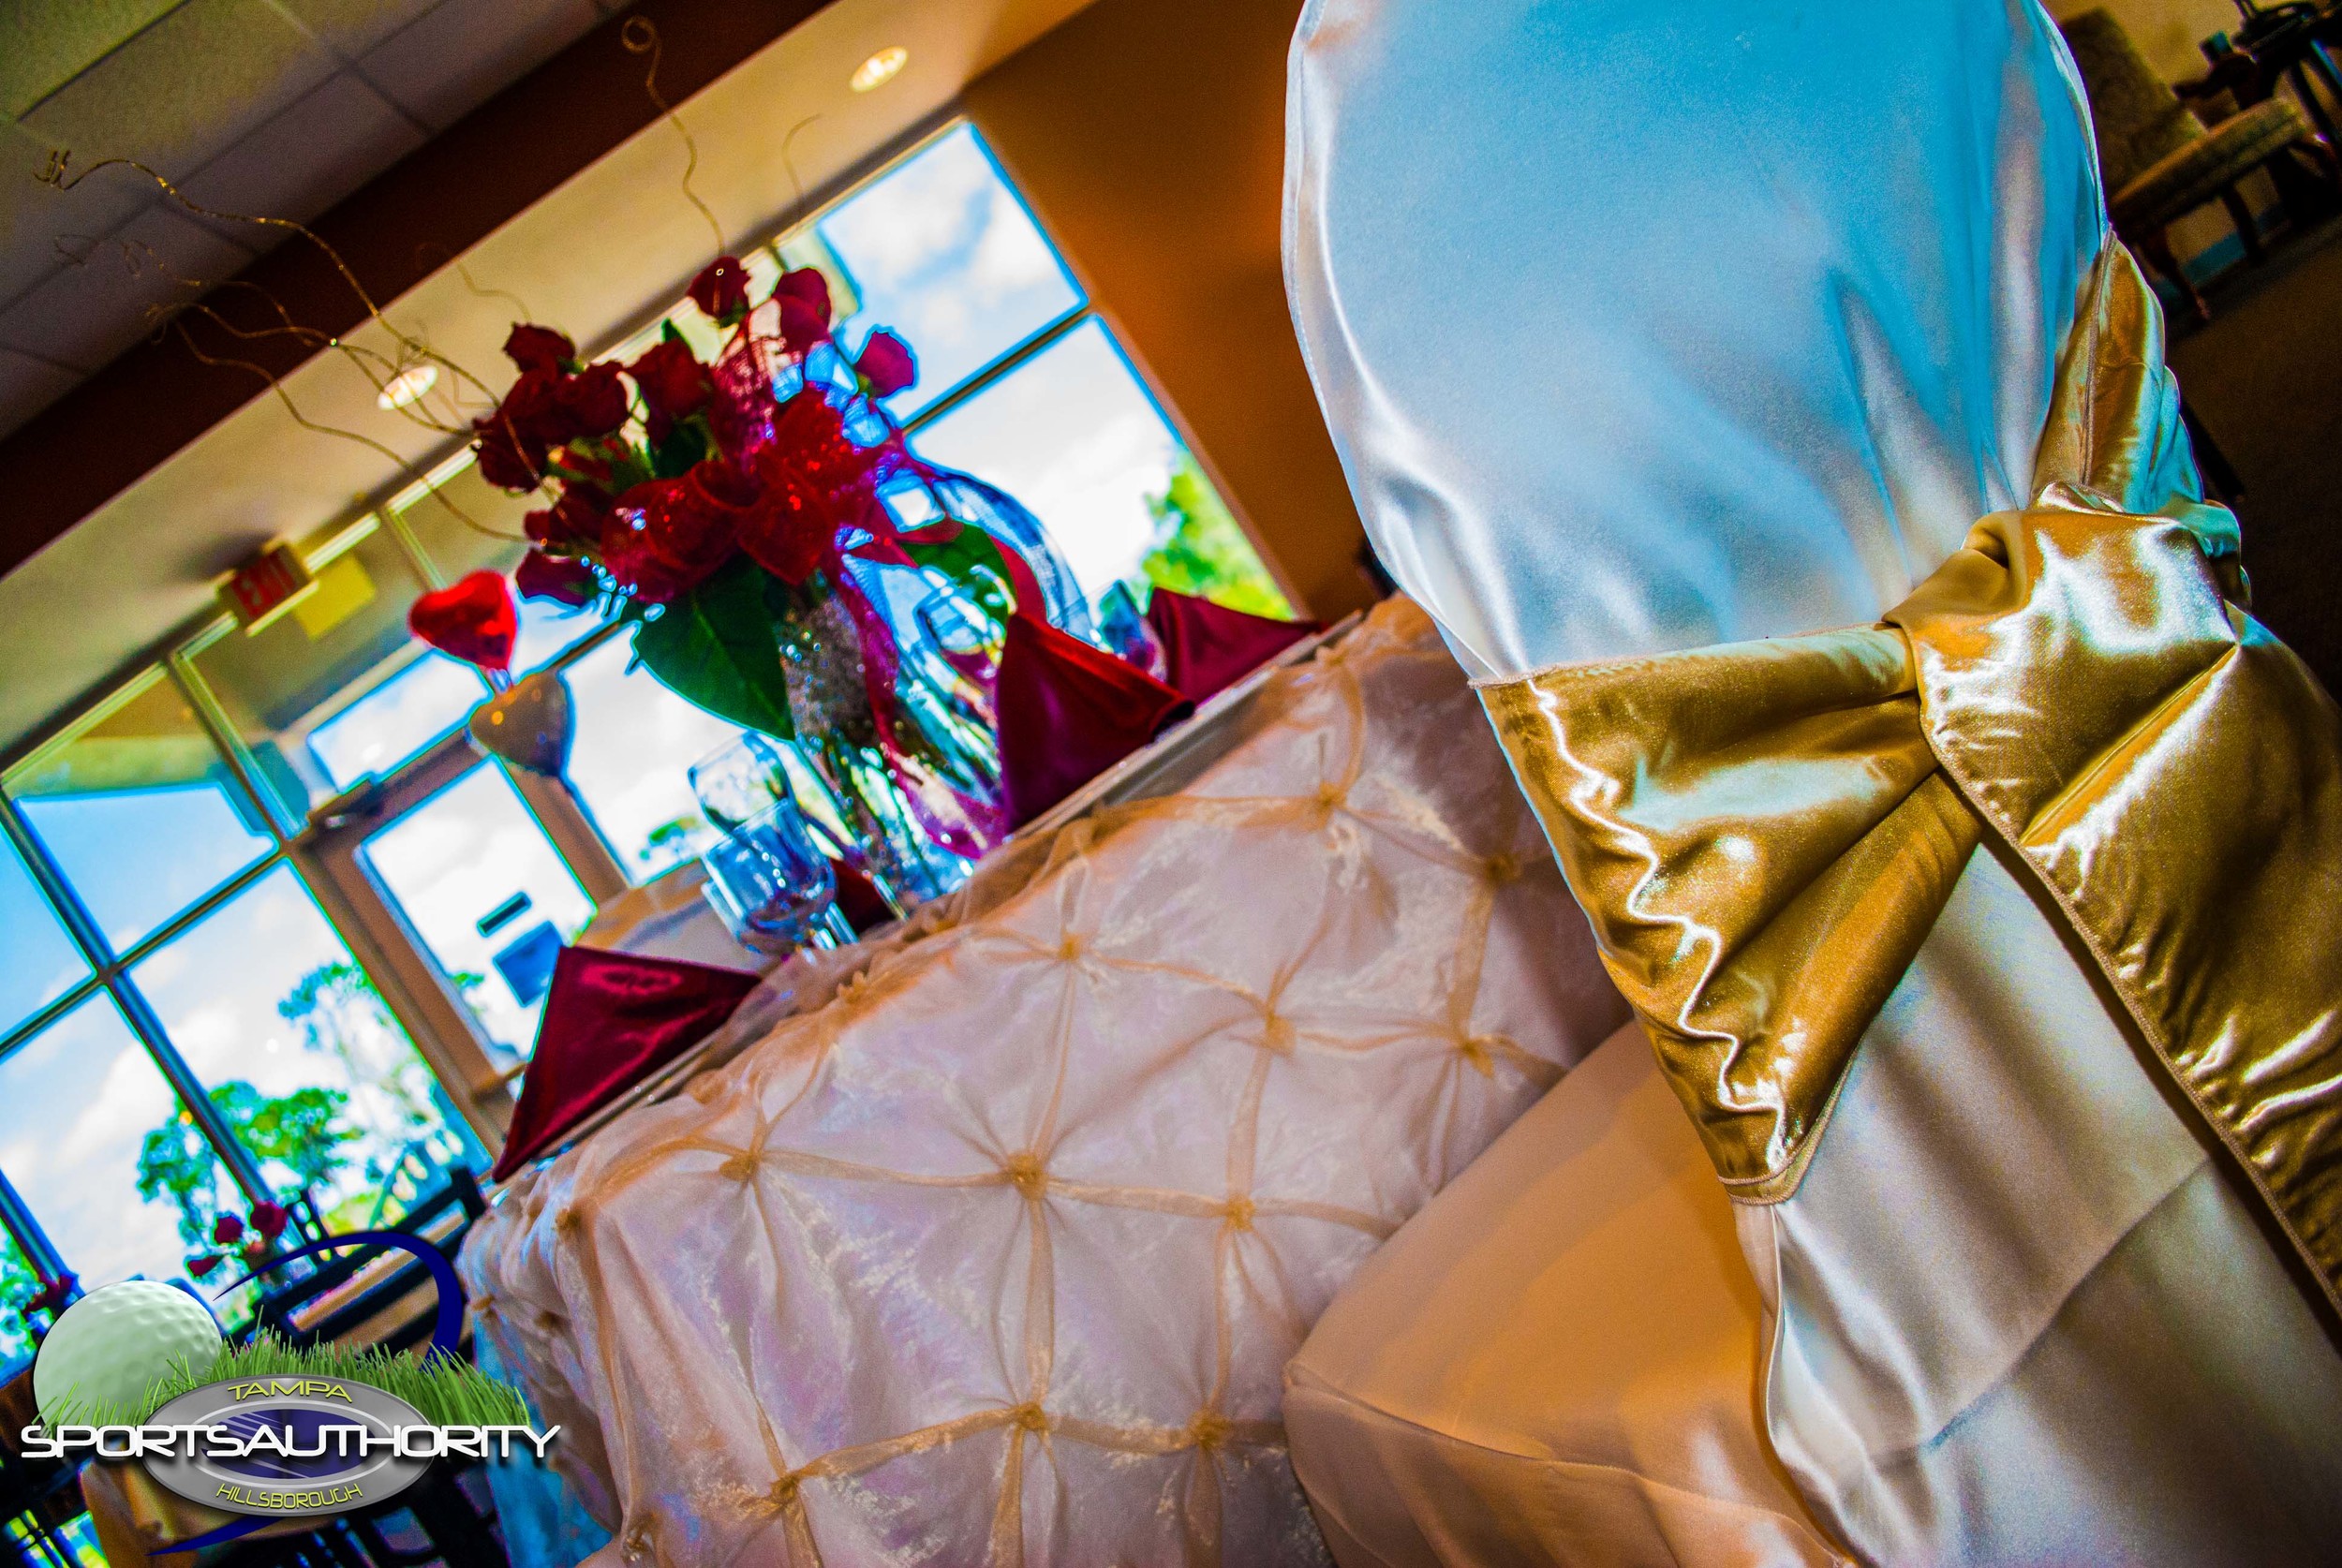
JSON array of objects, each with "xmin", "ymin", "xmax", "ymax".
[{"xmin": 408, "ymin": 570, "xmax": 518, "ymax": 672}]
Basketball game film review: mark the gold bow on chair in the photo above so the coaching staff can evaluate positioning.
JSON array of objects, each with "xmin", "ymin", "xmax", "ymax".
[{"xmin": 1480, "ymin": 243, "xmax": 2342, "ymax": 1312}]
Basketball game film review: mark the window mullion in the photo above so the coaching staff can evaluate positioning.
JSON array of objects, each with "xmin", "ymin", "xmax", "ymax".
[
  {"xmin": 104, "ymin": 972, "xmax": 280, "ymax": 1225},
  {"xmin": 900, "ymin": 306, "xmax": 1090, "ymax": 438},
  {"xmin": 168, "ymin": 640, "xmax": 298, "ymax": 842},
  {"xmin": 0, "ymin": 793, "xmax": 281, "ymax": 1233},
  {"xmin": 0, "ymin": 1167, "xmax": 67, "ymax": 1283}
]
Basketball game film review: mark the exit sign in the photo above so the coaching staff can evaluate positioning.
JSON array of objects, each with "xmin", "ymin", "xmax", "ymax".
[{"xmin": 219, "ymin": 543, "xmax": 317, "ymax": 633}]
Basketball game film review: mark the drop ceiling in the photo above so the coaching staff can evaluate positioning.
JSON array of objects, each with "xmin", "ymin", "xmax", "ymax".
[{"xmin": 0, "ymin": 0, "xmax": 1104, "ymax": 750}]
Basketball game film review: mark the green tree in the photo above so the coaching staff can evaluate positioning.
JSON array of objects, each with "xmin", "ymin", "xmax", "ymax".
[
  {"xmin": 1141, "ymin": 456, "xmax": 1297, "ymax": 620},
  {"xmin": 0, "ymin": 1240, "xmax": 40, "ymax": 1366},
  {"xmin": 136, "ymin": 1082, "xmax": 357, "ymax": 1251}
]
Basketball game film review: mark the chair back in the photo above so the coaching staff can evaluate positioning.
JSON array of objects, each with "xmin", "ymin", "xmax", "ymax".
[
  {"xmin": 2060, "ymin": 7, "xmax": 2205, "ymax": 187},
  {"xmin": 249, "ymin": 1167, "xmax": 486, "ymax": 1354}
]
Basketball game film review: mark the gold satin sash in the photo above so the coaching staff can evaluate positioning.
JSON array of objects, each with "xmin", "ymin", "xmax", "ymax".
[{"xmin": 1481, "ymin": 244, "xmax": 2342, "ymax": 1311}]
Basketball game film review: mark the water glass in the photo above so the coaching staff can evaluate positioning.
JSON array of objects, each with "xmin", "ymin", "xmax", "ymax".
[
  {"xmin": 702, "ymin": 802, "xmax": 858, "ymax": 955},
  {"xmin": 689, "ymin": 733, "xmax": 797, "ymax": 834}
]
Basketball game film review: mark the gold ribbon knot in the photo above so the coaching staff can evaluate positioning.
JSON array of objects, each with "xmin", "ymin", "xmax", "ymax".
[{"xmin": 1479, "ymin": 244, "xmax": 2342, "ymax": 1309}]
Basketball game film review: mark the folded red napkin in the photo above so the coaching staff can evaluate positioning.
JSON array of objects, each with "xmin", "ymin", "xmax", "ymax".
[
  {"xmin": 997, "ymin": 613, "xmax": 1192, "ymax": 828},
  {"xmin": 493, "ymin": 946, "xmax": 760, "ymax": 1181},
  {"xmin": 1145, "ymin": 589, "xmax": 1323, "ymax": 703}
]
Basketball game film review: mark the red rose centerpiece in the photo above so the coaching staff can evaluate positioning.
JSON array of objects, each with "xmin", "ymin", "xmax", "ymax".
[{"xmin": 410, "ymin": 251, "xmax": 1079, "ymax": 880}]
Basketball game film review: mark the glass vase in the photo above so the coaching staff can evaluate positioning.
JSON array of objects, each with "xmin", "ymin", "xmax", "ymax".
[{"xmin": 778, "ymin": 587, "xmax": 974, "ymax": 908}]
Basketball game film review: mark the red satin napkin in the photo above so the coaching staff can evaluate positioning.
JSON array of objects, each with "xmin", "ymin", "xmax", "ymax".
[
  {"xmin": 493, "ymin": 946, "xmax": 760, "ymax": 1181},
  {"xmin": 1145, "ymin": 589, "xmax": 1322, "ymax": 703},
  {"xmin": 997, "ymin": 613, "xmax": 1192, "ymax": 828}
]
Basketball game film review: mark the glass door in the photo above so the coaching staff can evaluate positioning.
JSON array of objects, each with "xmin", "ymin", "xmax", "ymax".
[
  {"xmin": 296, "ymin": 732, "xmax": 594, "ymax": 1141},
  {"xmin": 360, "ymin": 763, "xmax": 595, "ymax": 1061}
]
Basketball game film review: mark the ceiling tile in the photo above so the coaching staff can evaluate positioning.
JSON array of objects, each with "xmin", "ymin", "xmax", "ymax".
[
  {"xmin": 19, "ymin": 0, "xmax": 340, "ymax": 185},
  {"xmin": 177, "ymin": 70, "xmax": 427, "ymax": 243},
  {"xmin": 0, "ymin": 346, "xmax": 82, "ymax": 440},
  {"xmin": 0, "ymin": 203, "xmax": 253, "ymax": 374},
  {"xmin": 357, "ymin": 0, "xmax": 602, "ymax": 135},
  {"xmin": 0, "ymin": 0, "xmax": 192, "ymax": 120},
  {"xmin": 271, "ymin": 0, "xmax": 447, "ymax": 63},
  {"xmin": 0, "ymin": 120, "xmax": 158, "ymax": 312}
]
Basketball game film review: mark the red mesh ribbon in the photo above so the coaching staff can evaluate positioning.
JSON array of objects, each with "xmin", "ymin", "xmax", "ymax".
[
  {"xmin": 1145, "ymin": 589, "xmax": 1322, "ymax": 703},
  {"xmin": 996, "ymin": 614, "xmax": 1192, "ymax": 828},
  {"xmin": 493, "ymin": 947, "xmax": 760, "ymax": 1181}
]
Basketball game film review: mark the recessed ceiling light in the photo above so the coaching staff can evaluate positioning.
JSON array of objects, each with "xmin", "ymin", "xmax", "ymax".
[
  {"xmin": 377, "ymin": 363, "xmax": 439, "ymax": 410},
  {"xmin": 851, "ymin": 46, "xmax": 908, "ymax": 93}
]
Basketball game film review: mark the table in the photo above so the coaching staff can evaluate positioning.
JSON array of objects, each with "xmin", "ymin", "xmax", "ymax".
[{"xmin": 457, "ymin": 596, "xmax": 1636, "ymax": 1565}]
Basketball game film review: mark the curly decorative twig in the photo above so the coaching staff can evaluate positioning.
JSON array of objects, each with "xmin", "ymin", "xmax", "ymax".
[
  {"xmin": 168, "ymin": 310, "xmax": 526, "ymax": 541},
  {"xmin": 38, "ymin": 149, "xmax": 506, "ymax": 410},
  {"xmin": 622, "ymin": 17, "xmax": 729, "ymax": 255}
]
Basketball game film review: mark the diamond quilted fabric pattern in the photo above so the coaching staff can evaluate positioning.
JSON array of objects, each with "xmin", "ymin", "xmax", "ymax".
[{"xmin": 460, "ymin": 597, "xmax": 1632, "ymax": 1566}]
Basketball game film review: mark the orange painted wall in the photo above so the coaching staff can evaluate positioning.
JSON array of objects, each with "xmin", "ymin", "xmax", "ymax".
[{"xmin": 963, "ymin": 0, "xmax": 1377, "ymax": 620}]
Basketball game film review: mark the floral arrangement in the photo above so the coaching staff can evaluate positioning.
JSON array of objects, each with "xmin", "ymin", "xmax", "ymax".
[
  {"xmin": 473, "ymin": 257, "xmax": 921, "ymax": 618},
  {"xmin": 408, "ymin": 250, "xmax": 1051, "ymax": 863}
]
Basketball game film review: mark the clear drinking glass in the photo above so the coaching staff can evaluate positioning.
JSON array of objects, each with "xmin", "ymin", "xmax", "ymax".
[
  {"xmin": 702, "ymin": 802, "xmax": 859, "ymax": 956},
  {"xmin": 688, "ymin": 733, "xmax": 798, "ymax": 835},
  {"xmin": 1096, "ymin": 581, "xmax": 1169, "ymax": 681}
]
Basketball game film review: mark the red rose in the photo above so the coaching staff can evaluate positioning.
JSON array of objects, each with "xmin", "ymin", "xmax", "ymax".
[
  {"xmin": 855, "ymin": 330, "xmax": 916, "ymax": 397},
  {"xmin": 525, "ymin": 485, "xmax": 610, "ymax": 547},
  {"xmin": 552, "ymin": 362, "xmax": 630, "ymax": 441},
  {"xmin": 251, "ymin": 1201, "xmax": 289, "ymax": 1240},
  {"xmin": 736, "ymin": 391, "xmax": 883, "ymax": 584},
  {"xmin": 626, "ymin": 340, "xmax": 714, "ymax": 444},
  {"xmin": 600, "ymin": 464, "xmax": 747, "ymax": 603},
  {"xmin": 776, "ymin": 267, "xmax": 831, "ymax": 323},
  {"xmin": 689, "ymin": 256, "xmax": 749, "ymax": 325},
  {"xmin": 502, "ymin": 323, "xmax": 575, "ymax": 374},
  {"xmin": 474, "ymin": 413, "xmax": 546, "ymax": 492},
  {"xmin": 516, "ymin": 549, "xmax": 599, "ymax": 607},
  {"xmin": 778, "ymin": 297, "xmax": 828, "ymax": 355},
  {"xmin": 212, "ymin": 1212, "xmax": 245, "ymax": 1245}
]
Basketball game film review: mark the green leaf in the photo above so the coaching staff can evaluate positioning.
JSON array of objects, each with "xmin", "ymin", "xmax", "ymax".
[
  {"xmin": 907, "ymin": 526, "xmax": 1010, "ymax": 594},
  {"xmin": 632, "ymin": 555, "xmax": 796, "ymax": 738},
  {"xmin": 650, "ymin": 415, "xmax": 709, "ymax": 481}
]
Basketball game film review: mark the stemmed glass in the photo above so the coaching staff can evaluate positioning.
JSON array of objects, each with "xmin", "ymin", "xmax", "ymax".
[
  {"xmin": 688, "ymin": 733, "xmax": 796, "ymax": 834},
  {"xmin": 701, "ymin": 800, "xmax": 859, "ymax": 955}
]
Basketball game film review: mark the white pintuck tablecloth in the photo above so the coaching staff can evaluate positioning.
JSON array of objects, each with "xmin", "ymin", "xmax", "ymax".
[{"xmin": 459, "ymin": 597, "xmax": 1631, "ymax": 1566}]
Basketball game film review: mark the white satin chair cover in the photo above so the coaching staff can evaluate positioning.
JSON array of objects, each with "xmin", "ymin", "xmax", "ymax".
[
  {"xmin": 461, "ymin": 601, "xmax": 1637, "ymax": 1566},
  {"xmin": 1283, "ymin": 1, "xmax": 2342, "ymax": 1562}
]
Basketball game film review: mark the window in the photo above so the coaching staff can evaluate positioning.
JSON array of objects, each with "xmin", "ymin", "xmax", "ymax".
[
  {"xmin": 0, "ymin": 658, "xmax": 479, "ymax": 1304},
  {"xmin": 361, "ymin": 765, "xmax": 595, "ymax": 1058},
  {"xmin": 0, "ymin": 120, "xmax": 1290, "ymax": 1300}
]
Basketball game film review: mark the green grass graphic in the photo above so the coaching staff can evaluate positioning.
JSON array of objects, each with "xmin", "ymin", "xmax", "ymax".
[{"xmin": 42, "ymin": 1336, "xmax": 530, "ymax": 1428}]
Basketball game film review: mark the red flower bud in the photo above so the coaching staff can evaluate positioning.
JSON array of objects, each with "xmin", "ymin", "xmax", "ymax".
[
  {"xmin": 252, "ymin": 1201, "xmax": 290, "ymax": 1240},
  {"xmin": 855, "ymin": 330, "xmax": 917, "ymax": 397},
  {"xmin": 552, "ymin": 362, "xmax": 630, "ymax": 442},
  {"xmin": 212, "ymin": 1213, "xmax": 245, "ymax": 1245},
  {"xmin": 626, "ymin": 340, "xmax": 714, "ymax": 445},
  {"xmin": 188, "ymin": 1254, "xmax": 223, "ymax": 1279},
  {"xmin": 689, "ymin": 256, "xmax": 750, "ymax": 325},
  {"xmin": 474, "ymin": 413, "xmax": 547, "ymax": 493},
  {"xmin": 778, "ymin": 297, "xmax": 828, "ymax": 355},
  {"xmin": 775, "ymin": 267, "xmax": 831, "ymax": 323},
  {"xmin": 502, "ymin": 323, "xmax": 576, "ymax": 375},
  {"xmin": 516, "ymin": 550, "xmax": 598, "ymax": 608}
]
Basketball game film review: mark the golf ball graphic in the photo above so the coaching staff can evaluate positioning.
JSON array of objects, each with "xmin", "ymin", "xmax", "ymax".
[{"xmin": 34, "ymin": 1280, "xmax": 222, "ymax": 1424}]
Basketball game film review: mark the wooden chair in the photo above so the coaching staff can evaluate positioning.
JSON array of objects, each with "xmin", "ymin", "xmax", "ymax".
[
  {"xmin": 249, "ymin": 1167, "xmax": 485, "ymax": 1354},
  {"xmin": 2060, "ymin": 7, "xmax": 2342, "ymax": 317}
]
